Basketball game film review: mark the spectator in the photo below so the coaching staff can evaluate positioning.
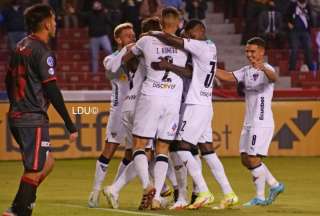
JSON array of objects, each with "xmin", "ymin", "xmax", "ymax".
[
  {"xmin": 185, "ymin": 0, "xmax": 207, "ymax": 21},
  {"xmin": 121, "ymin": 0, "xmax": 142, "ymax": 35},
  {"xmin": 1, "ymin": 0, "xmax": 26, "ymax": 51},
  {"xmin": 62, "ymin": 0, "xmax": 78, "ymax": 28},
  {"xmin": 286, "ymin": 0, "xmax": 313, "ymax": 71},
  {"xmin": 223, "ymin": 0, "xmax": 239, "ymax": 23},
  {"xmin": 242, "ymin": 0, "xmax": 269, "ymax": 44},
  {"xmin": 309, "ymin": 0, "xmax": 320, "ymax": 27},
  {"xmin": 161, "ymin": 0, "xmax": 183, "ymax": 10},
  {"xmin": 258, "ymin": 0, "xmax": 285, "ymax": 48},
  {"xmin": 316, "ymin": 31, "xmax": 320, "ymax": 68},
  {"xmin": 82, "ymin": 0, "xmax": 113, "ymax": 73},
  {"xmin": 140, "ymin": 0, "xmax": 163, "ymax": 19}
]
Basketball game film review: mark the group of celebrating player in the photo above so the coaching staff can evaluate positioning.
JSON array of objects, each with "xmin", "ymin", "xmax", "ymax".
[{"xmin": 87, "ymin": 6, "xmax": 285, "ymax": 211}]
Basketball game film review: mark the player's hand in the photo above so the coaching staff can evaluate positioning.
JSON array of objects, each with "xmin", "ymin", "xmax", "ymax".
[
  {"xmin": 125, "ymin": 43, "xmax": 135, "ymax": 51},
  {"xmin": 69, "ymin": 132, "xmax": 78, "ymax": 143},
  {"xmin": 252, "ymin": 59, "xmax": 264, "ymax": 70},
  {"xmin": 288, "ymin": 22, "xmax": 294, "ymax": 30},
  {"xmin": 151, "ymin": 57, "xmax": 171, "ymax": 70}
]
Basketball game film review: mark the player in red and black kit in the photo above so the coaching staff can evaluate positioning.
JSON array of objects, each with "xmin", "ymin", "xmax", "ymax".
[{"xmin": 3, "ymin": 4, "xmax": 78, "ymax": 216}]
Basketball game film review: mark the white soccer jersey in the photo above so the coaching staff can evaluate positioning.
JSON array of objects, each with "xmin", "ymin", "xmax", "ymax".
[
  {"xmin": 103, "ymin": 48, "xmax": 130, "ymax": 112},
  {"xmin": 232, "ymin": 63, "xmax": 275, "ymax": 127},
  {"xmin": 122, "ymin": 58, "xmax": 147, "ymax": 112},
  {"xmin": 131, "ymin": 35, "xmax": 188, "ymax": 99},
  {"xmin": 183, "ymin": 38, "xmax": 217, "ymax": 105}
]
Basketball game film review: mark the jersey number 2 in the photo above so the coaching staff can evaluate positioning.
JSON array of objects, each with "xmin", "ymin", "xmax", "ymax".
[{"xmin": 162, "ymin": 56, "xmax": 173, "ymax": 81}]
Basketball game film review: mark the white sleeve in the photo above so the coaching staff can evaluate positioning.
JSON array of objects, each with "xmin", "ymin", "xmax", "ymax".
[
  {"xmin": 131, "ymin": 36, "xmax": 148, "ymax": 56},
  {"xmin": 103, "ymin": 47, "xmax": 127, "ymax": 79},
  {"xmin": 232, "ymin": 67, "xmax": 245, "ymax": 82},
  {"xmin": 183, "ymin": 38, "xmax": 203, "ymax": 57},
  {"xmin": 316, "ymin": 32, "xmax": 320, "ymax": 47}
]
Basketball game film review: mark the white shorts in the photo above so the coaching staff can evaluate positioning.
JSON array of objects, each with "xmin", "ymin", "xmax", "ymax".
[
  {"xmin": 105, "ymin": 109, "xmax": 125, "ymax": 144},
  {"xmin": 132, "ymin": 94, "xmax": 180, "ymax": 141},
  {"xmin": 239, "ymin": 126, "xmax": 274, "ymax": 156},
  {"xmin": 177, "ymin": 104, "xmax": 213, "ymax": 145},
  {"xmin": 122, "ymin": 110, "xmax": 157, "ymax": 150}
]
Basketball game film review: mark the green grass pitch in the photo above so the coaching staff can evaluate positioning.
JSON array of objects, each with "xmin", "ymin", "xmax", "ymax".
[{"xmin": 1, "ymin": 157, "xmax": 320, "ymax": 216}]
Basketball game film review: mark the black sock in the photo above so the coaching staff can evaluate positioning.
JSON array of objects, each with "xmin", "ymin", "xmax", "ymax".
[
  {"xmin": 98, "ymin": 154, "xmax": 110, "ymax": 165},
  {"xmin": 12, "ymin": 176, "xmax": 38, "ymax": 216}
]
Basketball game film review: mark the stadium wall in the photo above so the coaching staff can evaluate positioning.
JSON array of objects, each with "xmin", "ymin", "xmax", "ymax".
[{"xmin": 0, "ymin": 97, "xmax": 320, "ymax": 160}]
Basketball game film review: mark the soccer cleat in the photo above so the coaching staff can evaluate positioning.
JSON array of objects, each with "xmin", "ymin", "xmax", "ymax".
[
  {"xmin": 169, "ymin": 200, "xmax": 189, "ymax": 210},
  {"xmin": 190, "ymin": 192, "xmax": 198, "ymax": 205},
  {"xmin": 217, "ymin": 192, "xmax": 239, "ymax": 209},
  {"xmin": 173, "ymin": 189, "xmax": 179, "ymax": 202},
  {"xmin": 243, "ymin": 197, "xmax": 267, "ymax": 207},
  {"xmin": 187, "ymin": 191, "xmax": 214, "ymax": 209},
  {"xmin": 88, "ymin": 190, "xmax": 100, "ymax": 208},
  {"xmin": 138, "ymin": 185, "xmax": 156, "ymax": 210},
  {"xmin": 2, "ymin": 208, "xmax": 16, "ymax": 216},
  {"xmin": 160, "ymin": 187, "xmax": 173, "ymax": 198},
  {"xmin": 103, "ymin": 186, "xmax": 119, "ymax": 209},
  {"xmin": 267, "ymin": 182, "xmax": 284, "ymax": 204}
]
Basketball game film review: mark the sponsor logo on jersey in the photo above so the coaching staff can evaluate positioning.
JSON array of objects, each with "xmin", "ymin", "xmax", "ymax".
[
  {"xmin": 253, "ymin": 73, "xmax": 259, "ymax": 81},
  {"xmin": 47, "ymin": 56, "xmax": 54, "ymax": 67},
  {"xmin": 200, "ymin": 90, "xmax": 212, "ymax": 97},
  {"xmin": 111, "ymin": 132, "xmax": 117, "ymax": 138},
  {"xmin": 125, "ymin": 95, "xmax": 136, "ymax": 100},
  {"xmin": 41, "ymin": 141, "xmax": 50, "ymax": 147},
  {"xmin": 152, "ymin": 82, "xmax": 176, "ymax": 89},
  {"xmin": 259, "ymin": 96, "xmax": 265, "ymax": 120}
]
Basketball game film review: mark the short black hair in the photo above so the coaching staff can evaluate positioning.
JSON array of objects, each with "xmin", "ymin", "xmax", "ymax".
[
  {"xmin": 24, "ymin": 4, "xmax": 54, "ymax": 33},
  {"xmin": 184, "ymin": 19, "xmax": 205, "ymax": 32},
  {"xmin": 141, "ymin": 17, "xmax": 161, "ymax": 33},
  {"xmin": 247, "ymin": 37, "xmax": 266, "ymax": 49}
]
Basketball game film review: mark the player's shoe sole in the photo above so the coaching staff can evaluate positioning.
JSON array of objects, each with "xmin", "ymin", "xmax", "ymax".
[
  {"xmin": 103, "ymin": 186, "xmax": 119, "ymax": 209},
  {"xmin": 88, "ymin": 190, "xmax": 100, "ymax": 208},
  {"xmin": 138, "ymin": 186, "xmax": 156, "ymax": 210}
]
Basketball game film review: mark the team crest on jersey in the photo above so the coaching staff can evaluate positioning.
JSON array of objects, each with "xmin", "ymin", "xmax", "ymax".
[
  {"xmin": 47, "ymin": 56, "xmax": 54, "ymax": 67},
  {"xmin": 253, "ymin": 73, "xmax": 259, "ymax": 81},
  {"xmin": 172, "ymin": 123, "xmax": 177, "ymax": 132}
]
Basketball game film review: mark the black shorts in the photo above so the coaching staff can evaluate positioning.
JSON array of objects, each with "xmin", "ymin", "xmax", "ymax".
[{"xmin": 10, "ymin": 126, "xmax": 50, "ymax": 172}]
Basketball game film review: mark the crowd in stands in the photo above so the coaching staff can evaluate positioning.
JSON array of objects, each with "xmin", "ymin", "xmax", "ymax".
[{"xmin": 0, "ymin": 0, "xmax": 320, "ymax": 88}]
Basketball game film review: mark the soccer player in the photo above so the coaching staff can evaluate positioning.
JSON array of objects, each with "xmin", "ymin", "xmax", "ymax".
[
  {"xmin": 103, "ymin": 17, "xmax": 162, "ymax": 209},
  {"xmin": 3, "ymin": 4, "xmax": 78, "ymax": 216},
  {"xmin": 121, "ymin": 7, "xmax": 189, "ymax": 210},
  {"xmin": 88, "ymin": 23, "xmax": 136, "ymax": 208},
  {"xmin": 215, "ymin": 37, "xmax": 284, "ymax": 206},
  {"xmin": 149, "ymin": 19, "xmax": 236, "ymax": 209}
]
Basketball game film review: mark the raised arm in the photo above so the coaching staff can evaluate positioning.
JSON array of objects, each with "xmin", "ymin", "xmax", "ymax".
[
  {"xmin": 150, "ymin": 32, "xmax": 184, "ymax": 49},
  {"xmin": 215, "ymin": 68, "xmax": 237, "ymax": 83}
]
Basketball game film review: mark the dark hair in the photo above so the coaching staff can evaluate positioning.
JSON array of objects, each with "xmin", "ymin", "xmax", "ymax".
[
  {"xmin": 161, "ymin": 7, "xmax": 180, "ymax": 18},
  {"xmin": 24, "ymin": 4, "xmax": 54, "ymax": 33},
  {"xmin": 141, "ymin": 17, "xmax": 161, "ymax": 33},
  {"xmin": 184, "ymin": 19, "xmax": 205, "ymax": 32},
  {"xmin": 247, "ymin": 37, "xmax": 266, "ymax": 49}
]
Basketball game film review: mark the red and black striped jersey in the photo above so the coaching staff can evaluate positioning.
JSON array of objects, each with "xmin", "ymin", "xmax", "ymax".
[{"xmin": 5, "ymin": 35, "xmax": 57, "ymax": 127}]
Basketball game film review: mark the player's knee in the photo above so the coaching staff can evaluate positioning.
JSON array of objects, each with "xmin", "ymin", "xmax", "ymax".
[
  {"xmin": 199, "ymin": 142, "xmax": 214, "ymax": 155},
  {"xmin": 124, "ymin": 149, "xmax": 133, "ymax": 161},
  {"xmin": 246, "ymin": 155, "xmax": 261, "ymax": 169},
  {"xmin": 133, "ymin": 136, "xmax": 148, "ymax": 149},
  {"xmin": 240, "ymin": 153, "xmax": 250, "ymax": 168},
  {"xmin": 103, "ymin": 141, "xmax": 119, "ymax": 158},
  {"xmin": 156, "ymin": 140, "xmax": 170, "ymax": 154},
  {"xmin": 177, "ymin": 140, "xmax": 192, "ymax": 151}
]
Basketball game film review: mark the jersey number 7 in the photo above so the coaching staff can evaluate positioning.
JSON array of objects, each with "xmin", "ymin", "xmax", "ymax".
[{"xmin": 204, "ymin": 61, "xmax": 216, "ymax": 88}]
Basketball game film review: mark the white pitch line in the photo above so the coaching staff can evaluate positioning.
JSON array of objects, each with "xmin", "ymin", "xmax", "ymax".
[{"xmin": 50, "ymin": 203, "xmax": 172, "ymax": 216}]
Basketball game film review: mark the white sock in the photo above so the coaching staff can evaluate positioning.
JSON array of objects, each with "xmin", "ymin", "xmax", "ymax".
[
  {"xmin": 170, "ymin": 152, "xmax": 188, "ymax": 202},
  {"xmin": 167, "ymin": 157, "xmax": 178, "ymax": 189},
  {"xmin": 203, "ymin": 153, "xmax": 233, "ymax": 194},
  {"xmin": 262, "ymin": 163, "xmax": 279, "ymax": 188},
  {"xmin": 192, "ymin": 155, "xmax": 202, "ymax": 194},
  {"xmin": 112, "ymin": 162, "xmax": 137, "ymax": 195},
  {"xmin": 113, "ymin": 159, "xmax": 130, "ymax": 183},
  {"xmin": 154, "ymin": 154, "xmax": 169, "ymax": 201},
  {"xmin": 250, "ymin": 164, "xmax": 266, "ymax": 200},
  {"xmin": 133, "ymin": 150, "xmax": 150, "ymax": 189},
  {"xmin": 177, "ymin": 151, "xmax": 209, "ymax": 193},
  {"xmin": 148, "ymin": 159, "xmax": 155, "ymax": 182},
  {"xmin": 92, "ymin": 159, "xmax": 108, "ymax": 191}
]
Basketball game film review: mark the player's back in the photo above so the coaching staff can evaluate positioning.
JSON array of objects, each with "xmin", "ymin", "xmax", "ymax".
[
  {"xmin": 132, "ymin": 35, "xmax": 187, "ymax": 99},
  {"xmin": 5, "ymin": 35, "xmax": 57, "ymax": 127},
  {"xmin": 183, "ymin": 39, "xmax": 217, "ymax": 106}
]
